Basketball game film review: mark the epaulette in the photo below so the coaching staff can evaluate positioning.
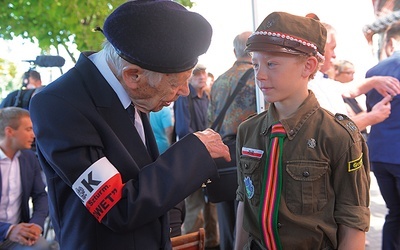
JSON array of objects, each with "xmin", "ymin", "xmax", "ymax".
[
  {"xmin": 245, "ymin": 112, "xmax": 258, "ymax": 121},
  {"xmin": 334, "ymin": 113, "xmax": 360, "ymax": 142}
]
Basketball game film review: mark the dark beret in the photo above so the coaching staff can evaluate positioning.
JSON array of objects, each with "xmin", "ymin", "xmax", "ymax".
[
  {"xmin": 246, "ymin": 12, "xmax": 327, "ymax": 61},
  {"xmin": 103, "ymin": 0, "xmax": 213, "ymax": 73}
]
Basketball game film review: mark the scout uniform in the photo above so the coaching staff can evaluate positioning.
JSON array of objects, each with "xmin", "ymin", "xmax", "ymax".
[{"xmin": 236, "ymin": 12, "xmax": 370, "ymax": 250}]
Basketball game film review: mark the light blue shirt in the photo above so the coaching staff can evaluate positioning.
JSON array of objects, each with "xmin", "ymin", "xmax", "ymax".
[{"xmin": 149, "ymin": 106, "xmax": 173, "ymax": 154}]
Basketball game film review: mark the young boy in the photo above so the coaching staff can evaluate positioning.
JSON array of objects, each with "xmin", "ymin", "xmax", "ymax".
[{"xmin": 234, "ymin": 12, "xmax": 370, "ymax": 250}]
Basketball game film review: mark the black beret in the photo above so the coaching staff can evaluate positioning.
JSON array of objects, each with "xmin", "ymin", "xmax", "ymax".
[
  {"xmin": 103, "ymin": 0, "xmax": 213, "ymax": 73},
  {"xmin": 246, "ymin": 12, "xmax": 327, "ymax": 61}
]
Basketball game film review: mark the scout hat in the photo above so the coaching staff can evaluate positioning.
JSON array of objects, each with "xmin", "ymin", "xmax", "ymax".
[
  {"xmin": 103, "ymin": 0, "xmax": 213, "ymax": 73},
  {"xmin": 246, "ymin": 12, "xmax": 327, "ymax": 61}
]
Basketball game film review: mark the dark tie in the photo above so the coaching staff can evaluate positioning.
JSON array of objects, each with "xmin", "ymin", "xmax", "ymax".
[
  {"xmin": 126, "ymin": 103, "xmax": 135, "ymax": 124},
  {"xmin": 126, "ymin": 103, "xmax": 146, "ymax": 145},
  {"xmin": 260, "ymin": 122, "xmax": 286, "ymax": 250}
]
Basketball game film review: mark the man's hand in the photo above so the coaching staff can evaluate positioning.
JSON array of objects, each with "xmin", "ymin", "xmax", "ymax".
[
  {"xmin": 194, "ymin": 128, "xmax": 231, "ymax": 162},
  {"xmin": 369, "ymin": 94, "xmax": 392, "ymax": 124},
  {"xmin": 8, "ymin": 223, "xmax": 41, "ymax": 246},
  {"xmin": 372, "ymin": 76, "xmax": 400, "ymax": 97}
]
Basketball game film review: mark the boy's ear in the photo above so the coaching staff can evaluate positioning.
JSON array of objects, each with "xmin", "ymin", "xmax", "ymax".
[{"xmin": 302, "ymin": 56, "xmax": 318, "ymax": 77}]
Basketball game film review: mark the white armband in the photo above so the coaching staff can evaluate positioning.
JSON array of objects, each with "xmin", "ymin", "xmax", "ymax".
[{"xmin": 72, "ymin": 157, "xmax": 124, "ymax": 222}]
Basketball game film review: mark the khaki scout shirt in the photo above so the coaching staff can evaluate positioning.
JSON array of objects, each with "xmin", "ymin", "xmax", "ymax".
[{"xmin": 236, "ymin": 92, "xmax": 370, "ymax": 250}]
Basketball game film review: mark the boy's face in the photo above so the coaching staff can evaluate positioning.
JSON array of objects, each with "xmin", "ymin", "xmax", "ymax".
[{"xmin": 251, "ymin": 51, "xmax": 309, "ymax": 104}]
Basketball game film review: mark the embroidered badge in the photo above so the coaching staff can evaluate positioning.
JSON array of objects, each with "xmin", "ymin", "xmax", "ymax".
[
  {"xmin": 242, "ymin": 147, "xmax": 264, "ymax": 159},
  {"xmin": 307, "ymin": 138, "xmax": 316, "ymax": 148},
  {"xmin": 265, "ymin": 18, "xmax": 276, "ymax": 28},
  {"xmin": 348, "ymin": 153, "xmax": 363, "ymax": 172},
  {"xmin": 244, "ymin": 176, "xmax": 255, "ymax": 199},
  {"xmin": 346, "ymin": 121, "xmax": 358, "ymax": 132}
]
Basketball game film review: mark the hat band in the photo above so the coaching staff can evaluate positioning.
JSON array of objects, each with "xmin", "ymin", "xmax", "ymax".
[{"xmin": 248, "ymin": 31, "xmax": 324, "ymax": 61}]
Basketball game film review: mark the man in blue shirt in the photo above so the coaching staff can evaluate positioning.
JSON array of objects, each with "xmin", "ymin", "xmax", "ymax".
[
  {"xmin": 174, "ymin": 64, "xmax": 219, "ymax": 249},
  {"xmin": 366, "ymin": 21, "xmax": 400, "ymax": 250}
]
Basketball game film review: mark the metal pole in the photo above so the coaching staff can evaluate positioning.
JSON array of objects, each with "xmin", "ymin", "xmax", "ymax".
[{"xmin": 251, "ymin": 0, "xmax": 266, "ymax": 114}]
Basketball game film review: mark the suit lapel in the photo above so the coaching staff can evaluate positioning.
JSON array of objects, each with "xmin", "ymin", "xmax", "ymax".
[
  {"xmin": 18, "ymin": 152, "xmax": 28, "ymax": 202},
  {"xmin": 75, "ymin": 54, "xmax": 155, "ymax": 168}
]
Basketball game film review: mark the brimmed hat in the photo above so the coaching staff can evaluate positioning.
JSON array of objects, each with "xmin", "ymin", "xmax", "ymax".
[
  {"xmin": 246, "ymin": 12, "xmax": 326, "ymax": 61},
  {"xmin": 192, "ymin": 64, "xmax": 207, "ymax": 75},
  {"xmin": 103, "ymin": 0, "xmax": 212, "ymax": 73}
]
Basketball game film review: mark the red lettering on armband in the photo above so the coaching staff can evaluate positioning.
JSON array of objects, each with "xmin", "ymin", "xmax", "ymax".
[{"xmin": 85, "ymin": 173, "xmax": 124, "ymax": 222}]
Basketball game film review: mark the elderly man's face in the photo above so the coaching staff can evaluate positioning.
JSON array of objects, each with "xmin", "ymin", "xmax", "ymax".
[
  {"xmin": 189, "ymin": 70, "xmax": 207, "ymax": 90},
  {"xmin": 125, "ymin": 69, "xmax": 192, "ymax": 113}
]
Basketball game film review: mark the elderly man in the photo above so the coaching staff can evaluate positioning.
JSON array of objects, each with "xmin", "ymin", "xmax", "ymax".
[{"xmin": 29, "ymin": 1, "xmax": 230, "ymax": 249}]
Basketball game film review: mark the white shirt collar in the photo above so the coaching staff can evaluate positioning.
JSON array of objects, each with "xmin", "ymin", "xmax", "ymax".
[{"xmin": 88, "ymin": 51, "xmax": 131, "ymax": 109}]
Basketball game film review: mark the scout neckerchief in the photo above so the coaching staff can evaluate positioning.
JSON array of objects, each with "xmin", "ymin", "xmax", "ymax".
[{"xmin": 259, "ymin": 122, "xmax": 286, "ymax": 249}]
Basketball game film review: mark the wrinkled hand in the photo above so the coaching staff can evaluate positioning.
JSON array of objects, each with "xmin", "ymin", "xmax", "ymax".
[
  {"xmin": 373, "ymin": 76, "xmax": 400, "ymax": 97},
  {"xmin": 8, "ymin": 223, "xmax": 41, "ymax": 246},
  {"xmin": 194, "ymin": 128, "xmax": 231, "ymax": 162},
  {"xmin": 370, "ymin": 95, "xmax": 392, "ymax": 124}
]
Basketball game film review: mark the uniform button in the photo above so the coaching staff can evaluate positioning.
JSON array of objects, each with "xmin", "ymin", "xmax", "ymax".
[
  {"xmin": 277, "ymin": 222, "xmax": 282, "ymax": 228},
  {"xmin": 289, "ymin": 129, "xmax": 294, "ymax": 135},
  {"xmin": 337, "ymin": 115, "xmax": 344, "ymax": 121},
  {"xmin": 303, "ymin": 171, "xmax": 310, "ymax": 177},
  {"xmin": 244, "ymin": 163, "xmax": 249, "ymax": 169}
]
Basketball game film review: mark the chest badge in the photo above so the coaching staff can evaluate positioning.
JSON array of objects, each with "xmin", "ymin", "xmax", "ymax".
[
  {"xmin": 244, "ymin": 176, "xmax": 255, "ymax": 199},
  {"xmin": 307, "ymin": 138, "xmax": 316, "ymax": 149}
]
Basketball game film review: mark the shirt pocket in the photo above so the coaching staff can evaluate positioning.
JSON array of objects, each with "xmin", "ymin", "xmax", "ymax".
[
  {"xmin": 239, "ymin": 156, "xmax": 262, "ymax": 206},
  {"xmin": 285, "ymin": 160, "xmax": 329, "ymax": 215}
]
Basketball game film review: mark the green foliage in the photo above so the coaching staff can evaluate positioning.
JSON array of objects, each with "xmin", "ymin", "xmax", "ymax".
[
  {"xmin": 0, "ymin": 0, "xmax": 194, "ymax": 63},
  {"xmin": 0, "ymin": 58, "xmax": 19, "ymax": 98}
]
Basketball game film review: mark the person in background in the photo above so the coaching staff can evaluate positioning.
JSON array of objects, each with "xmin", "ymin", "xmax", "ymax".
[
  {"xmin": 0, "ymin": 70, "xmax": 44, "ymax": 110},
  {"xmin": 235, "ymin": 12, "xmax": 370, "ymax": 249},
  {"xmin": 365, "ymin": 21, "xmax": 400, "ymax": 250},
  {"xmin": 207, "ymin": 31, "xmax": 257, "ymax": 250},
  {"xmin": 207, "ymin": 73, "xmax": 215, "ymax": 87},
  {"xmin": 174, "ymin": 64, "xmax": 220, "ymax": 249},
  {"xmin": 149, "ymin": 106, "xmax": 185, "ymax": 238},
  {"xmin": 333, "ymin": 60, "xmax": 355, "ymax": 84},
  {"xmin": 307, "ymin": 19, "xmax": 398, "ymax": 132},
  {"xmin": 29, "ymin": 1, "xmax": 230, "ymax": 249},
  {"xmin": 149, "ymin": 106, "xmax": 174, "ymax": 154},
  {"xmin": 333, "ymin": 60, "xmax": 369, "ymax": 139},
  {"xmin": 204, "ymin": 72, "xmax": 215, "ymax": 98},
  {"xmin": 0, "ymin": 107, "xmax": 58, "ymax": 250},
  {"xmin": 25, "ymin": 70, "xmax": 42, "ymax": 90}
]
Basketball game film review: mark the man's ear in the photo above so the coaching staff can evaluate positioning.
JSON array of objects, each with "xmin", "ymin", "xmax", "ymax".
[
  {"xmin": 122, "ymin": 64, "xmax": 144, "ymax": 88},
  {"xmin": 385, "ymin": 38, "xmax": 397, "ymax": 57},
  {"xmin": 4, "ymin": 126, "xmax": 13, "ymax": 137},
  {"xmin": 302, "ymin": 56, "xmax": 318, "ymax": 78}
]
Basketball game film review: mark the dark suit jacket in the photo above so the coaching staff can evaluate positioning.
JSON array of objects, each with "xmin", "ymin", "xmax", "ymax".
[
  {"xmin": 0, "ymin": 149, "xmax": 48, "ymax": 241},
  {"xmin": 30, "ymin": 52, "xmax": 218, "ymax": 249}
]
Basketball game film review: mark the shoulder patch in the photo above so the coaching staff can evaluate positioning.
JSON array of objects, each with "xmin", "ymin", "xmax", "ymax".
[
  {"xmin": 334, "ymin": 113, "xmax": 360, "ymax": 142},
  {"xmin": 348, "ymin": 153, "xmax": 363, "ymax": 172}
]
